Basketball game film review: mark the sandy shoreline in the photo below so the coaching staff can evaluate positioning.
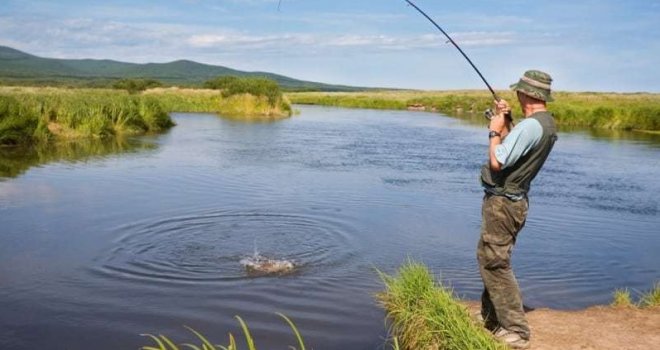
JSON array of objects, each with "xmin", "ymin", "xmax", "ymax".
[{"xmin": 466, "ymin": 302, "xmax": 660, "ymax": 349}]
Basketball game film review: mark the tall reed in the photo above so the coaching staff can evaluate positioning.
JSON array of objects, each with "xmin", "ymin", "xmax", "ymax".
[{"xmin": 0, "ymin": 87, "xmax": 174, "ymax": 145}]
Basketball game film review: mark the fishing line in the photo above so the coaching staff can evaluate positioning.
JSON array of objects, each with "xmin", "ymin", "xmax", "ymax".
[{"xmin": 403, "ymin": 0, "xmax": 500, "ymax": 101}]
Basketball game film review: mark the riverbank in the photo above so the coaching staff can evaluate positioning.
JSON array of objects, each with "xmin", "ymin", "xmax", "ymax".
[
  {"xmin": 0, "ymin": 86, "xmax": 292, "ymax": 145},
  {"xmin": 144, "ymin": 87, "xmax": 292, "ymax": 119},
  {"xmin": 465, "ymin": 302, "xmax": 660, "ymax": 350},
  {"xmin": 378, "ymin": 262, "xmax": 660, "ymax": 350},
  {"xmin": 287, "ymin": 90, "xmax": 660, "ymax": 131},
  {"xmin": 0, "ymin": 87, "xmax": 174, "ymax": 145}
]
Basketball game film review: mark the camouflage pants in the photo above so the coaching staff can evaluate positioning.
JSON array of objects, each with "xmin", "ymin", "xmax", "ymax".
[{"xmin": 477, "ymin": 193, "xmax": 530, "ymax": 340}]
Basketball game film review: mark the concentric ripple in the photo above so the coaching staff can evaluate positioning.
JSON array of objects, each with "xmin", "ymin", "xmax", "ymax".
[{"xmin": 90, "ymin": 208, "xmax": 358, "ymax": 284}]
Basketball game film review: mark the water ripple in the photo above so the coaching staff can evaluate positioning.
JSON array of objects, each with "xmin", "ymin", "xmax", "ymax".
[{"xmin": 89, "ymin": 208, "xmax": 359, "ymax": 284}]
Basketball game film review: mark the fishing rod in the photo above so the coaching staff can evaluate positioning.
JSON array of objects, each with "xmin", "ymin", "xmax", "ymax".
[{"xmin": 403, "ymin": 0, "xmax": 509, "ymax": 120}]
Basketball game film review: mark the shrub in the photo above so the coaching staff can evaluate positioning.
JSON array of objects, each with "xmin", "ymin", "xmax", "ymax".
[
  {"xmin": 204, "ymin": 76, "xmax": 283, "ymax": 107},
  {"xmin": 113, "ymin": 79, "xmax": 163, "ymax": 94}
]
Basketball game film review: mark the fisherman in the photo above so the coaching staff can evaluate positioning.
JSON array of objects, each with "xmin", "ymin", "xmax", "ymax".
[{"xmin": 477, "ymin": 70, "xmax": 557, "ymax": 349}]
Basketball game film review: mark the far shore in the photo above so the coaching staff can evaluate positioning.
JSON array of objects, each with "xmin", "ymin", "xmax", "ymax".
[{"xmin": 286, "ymin": 90, "xmax": 660, "ymax": 132}]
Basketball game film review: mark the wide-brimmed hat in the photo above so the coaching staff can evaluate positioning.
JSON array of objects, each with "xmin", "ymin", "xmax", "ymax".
[{"xmin": 510, "ymin": 70, "xmax": 554, "ymax": 102}]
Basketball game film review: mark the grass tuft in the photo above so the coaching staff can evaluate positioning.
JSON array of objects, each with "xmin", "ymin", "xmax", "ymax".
[
  {"xmin": 611, "ymin": 289, "xmax": 634, "ymax": 307},
  {"xmin": 610, "ymin": 282, "xmax": 660, "ymax": 308},
  {"xmin": 376, "ymin": 260, "xmax": 505, "ymax": 350},
  {"xmin": 639, "ymin": 282, "xmax": 660, "ymax": 308},
  {"xmin": 141, "ymin": 314, "xmax": 307, "ymax": 350}
]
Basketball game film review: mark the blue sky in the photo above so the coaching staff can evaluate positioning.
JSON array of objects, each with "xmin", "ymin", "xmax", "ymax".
[{"xmin": 1, "ymin": 0, "xmax": 659, "ymax": 92}]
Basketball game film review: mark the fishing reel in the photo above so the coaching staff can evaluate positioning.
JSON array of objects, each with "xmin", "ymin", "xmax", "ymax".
[
  {"xmin": 483, "ymin": 109, "xmax": 513, "ymax": 122},
  {"xmin": 484, "ymin": 109, "xmax": 495, "ymax": 120}
]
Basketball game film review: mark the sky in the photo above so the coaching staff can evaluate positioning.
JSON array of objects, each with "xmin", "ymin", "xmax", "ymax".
[{"xmin": 1, "ymin": 0, "xmax": 659, "ymax": 92}]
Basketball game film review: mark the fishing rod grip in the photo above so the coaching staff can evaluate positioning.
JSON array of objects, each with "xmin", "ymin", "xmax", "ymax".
[{"xmin": 486, "ymin": 94, "xmax": 513, "ymax": 124}]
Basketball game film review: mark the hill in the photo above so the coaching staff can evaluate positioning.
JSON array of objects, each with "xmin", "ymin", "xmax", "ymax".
[{"xmin": 0, "ymin": 46, "xmax": 364, "ymax": 91}]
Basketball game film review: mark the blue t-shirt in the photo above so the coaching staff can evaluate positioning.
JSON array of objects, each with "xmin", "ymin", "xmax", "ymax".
[{"xmin": 494, "ymin": 118, "xmax": 543, "ymax": 169}]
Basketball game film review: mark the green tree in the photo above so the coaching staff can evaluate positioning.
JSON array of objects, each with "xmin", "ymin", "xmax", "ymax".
[
  {"xmin": 112, "ymin": 78, "xmax": 163, "ymax": 94},
  {"xmin": 203, "ymin": 76, "xmax": 282, "ymax": 106}
]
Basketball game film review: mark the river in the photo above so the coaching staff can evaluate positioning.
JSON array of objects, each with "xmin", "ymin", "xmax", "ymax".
[{"xmin": 1, "ymin": 105, "xmax": 658, "ymax": 349}]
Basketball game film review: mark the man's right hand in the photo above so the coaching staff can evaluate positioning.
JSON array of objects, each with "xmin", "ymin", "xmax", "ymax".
[{"xmin": 491, "ymin": 99, "xmax": 512, "ymax": 136}]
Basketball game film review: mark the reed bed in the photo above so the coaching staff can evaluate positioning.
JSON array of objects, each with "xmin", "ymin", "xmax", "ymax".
[
  {"xmin": 376, "ymin": 261, "xmax": 505, "ymax": 350},
  {"xmin": 287, "ymin": 90, "xmax": 660, "ymax": 131},
  {"xmin": 0, "ymin": 86, "xmax": 293, "ymax": 146},
  {"xmin": 141, "ymin": 314, "xmax": 306, "ymax": 350},
  {"xmin": 0, "ymin": 87, "xmax": 174, "ymax": 145}
]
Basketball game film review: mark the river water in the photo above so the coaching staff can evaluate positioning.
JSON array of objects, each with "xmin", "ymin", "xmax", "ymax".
[{"xmin": 1, "ymin": 105, "xmax": 659, "ymax": 349}]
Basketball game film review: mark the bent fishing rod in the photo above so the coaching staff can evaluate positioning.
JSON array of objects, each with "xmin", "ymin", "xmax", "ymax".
[{"xmin": 403, "ymin": 0, "xmax": 509, "ymax": 120}]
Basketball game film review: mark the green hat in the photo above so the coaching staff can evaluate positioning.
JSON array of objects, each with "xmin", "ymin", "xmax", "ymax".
[{"xmin": 510, "ymin": 70, "xmax": 554, "ymax": 102}]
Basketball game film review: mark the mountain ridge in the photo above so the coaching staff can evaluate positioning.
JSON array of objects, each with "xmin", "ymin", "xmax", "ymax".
[{"xmin": 0, "ymin": 45, "xmax": 365, "ymax": 91}]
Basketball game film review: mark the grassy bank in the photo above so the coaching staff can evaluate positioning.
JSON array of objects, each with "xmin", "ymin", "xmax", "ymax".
[
  {"xmin": 144, "ymin": 87, "xmax": 292, "ymax": 119},
  {"xmin": 377, "ymin": 261, "xmax": 505, "ymax": 350},
  {"xmin": 0, "ymin": 86, "xmax": 293, "ymax": 146},
  {"xmin": 288, "ymin": 90, "xmax": 660, "ymax": 131},
  {"xmin": 0, "ymin": 87, "xmax": 174, "ymax": 145}
]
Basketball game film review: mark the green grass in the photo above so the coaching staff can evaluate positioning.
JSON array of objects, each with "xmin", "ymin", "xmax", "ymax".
[
  {"xmin": 287, "ymin": 90, "xmax": 660, "ymax": 131},
  {"xmin": 611, "ymin": 289, "xmax": 634, "ymax": 307},
  {"xmin": 0, "ymin": 86, "xmax": 293, "ymax": 146},
  {"xmin": 144, "ymin": 88, "xmax": 292, "ymax": 119},
  {"xmin": 0, "ymin": 87, "xmax": 174, "ymax": 145},
  {"xmin": 611, "ymin": 282, "xmax": 660, "ymax": 308},
  {"xmin": 140, "ymin": 314, "xmax": 305, "ymax": 350},
  {"xmin": 376, "ymin": 261, "xmax": 505, "ymax": 350},
  {"xmin": 639, "ymin": 282, "xmax": 660, "ymax": 308}
]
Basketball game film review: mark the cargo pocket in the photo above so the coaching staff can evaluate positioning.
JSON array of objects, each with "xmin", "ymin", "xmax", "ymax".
[{"xmin": 477, "ymin": 196, "xmax": 518, "ymax": 270}]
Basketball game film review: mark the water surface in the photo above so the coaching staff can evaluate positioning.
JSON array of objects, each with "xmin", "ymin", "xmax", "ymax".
[{"xmin": 1, "ymin": 106, "xmax": 659, "ymax": 349}]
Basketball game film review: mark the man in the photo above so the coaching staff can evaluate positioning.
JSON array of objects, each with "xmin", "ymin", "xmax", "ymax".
[{"xmin": 477, "ymin": 70, "xmax": 557, "ymax": 349}]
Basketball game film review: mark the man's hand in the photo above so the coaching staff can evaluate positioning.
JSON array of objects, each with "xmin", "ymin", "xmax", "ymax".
[
  {"xmin": 489, "ymin": 99, "xmax": 511, "ymax": 135},
  {"xmin": 488, "ymin": 99, "xmax": 511, "ymax": 172}
]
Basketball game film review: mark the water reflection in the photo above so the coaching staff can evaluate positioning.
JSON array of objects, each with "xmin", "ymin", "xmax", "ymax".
[
  {"xmin": 559, "ymin": 126, "xmax": 660, "ymax": 146},
  {"xmin": 0, "ymin": 137, "xmax": 158, "ymax": 179}
]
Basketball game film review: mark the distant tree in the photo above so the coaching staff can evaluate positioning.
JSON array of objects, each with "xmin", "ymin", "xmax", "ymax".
[
  {"xmin": 203, "ymin": 76, "xmax": 282, "ymax": 106},
  {"xmin": 112, "ymin": 79, "xmax": 163, "ymax": 94}
]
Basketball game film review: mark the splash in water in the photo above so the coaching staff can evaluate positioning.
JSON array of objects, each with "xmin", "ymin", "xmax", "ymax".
[{"xmin": 239, "ymin": 238, "xmax": 295, "ymax": 276}]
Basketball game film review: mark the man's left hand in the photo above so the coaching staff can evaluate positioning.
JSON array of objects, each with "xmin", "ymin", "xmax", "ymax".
[{"xmin": 490, "ymin": 99, "xmax": 511, "ymax": 134}]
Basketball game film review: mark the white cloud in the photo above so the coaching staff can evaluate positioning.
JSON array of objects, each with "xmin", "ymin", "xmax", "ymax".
[{"xmin": 187, "ymin": 31, "xmax": 516, "ymax": 52}]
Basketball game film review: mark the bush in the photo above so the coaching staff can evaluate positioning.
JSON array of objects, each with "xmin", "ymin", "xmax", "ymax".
[
  {"xmin": 112, "ymin": 79, "xmax": 163, "ymax": 94},
  {"xmin": 204, "ymin": 76, "xmax": 283, "ymax": 106}
]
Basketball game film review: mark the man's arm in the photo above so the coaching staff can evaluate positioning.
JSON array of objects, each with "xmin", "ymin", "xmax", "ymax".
[
  {"xmin": 488, "ymin": 99, "xmax": 512, "ymax": 172},
  {"xmin": 489, "ymin": 133, "xmax": 504, "ymax": 171}
]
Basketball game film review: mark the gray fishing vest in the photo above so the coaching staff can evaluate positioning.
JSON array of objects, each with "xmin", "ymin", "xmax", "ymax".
[{"xmin": 480, "ymin": 111, "xmax": 557, "ymax": 197}]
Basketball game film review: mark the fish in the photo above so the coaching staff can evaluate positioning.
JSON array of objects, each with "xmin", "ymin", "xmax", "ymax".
[{"xmin": 240, "ymin": 254, "xmax": 295, "ymax": 276}]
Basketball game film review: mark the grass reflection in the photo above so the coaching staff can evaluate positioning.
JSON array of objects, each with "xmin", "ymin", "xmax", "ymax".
[{"xmin": 0, "ymin": 136, "xmax": 157, "ymax": 178}]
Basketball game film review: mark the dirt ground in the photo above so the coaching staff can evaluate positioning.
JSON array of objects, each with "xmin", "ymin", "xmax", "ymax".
[{"xmin": 466, "ymin": 302, "xmax": 660, "ymax": 349}]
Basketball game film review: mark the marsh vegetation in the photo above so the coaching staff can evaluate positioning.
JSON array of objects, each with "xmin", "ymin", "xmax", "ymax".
[
  {"xmin": 0, "ymin": 87, "xmax": 173, "ymax": 145},
  {"xmin": 0, "ymin": 78, "xmax": 292, "ymax": 146}
]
